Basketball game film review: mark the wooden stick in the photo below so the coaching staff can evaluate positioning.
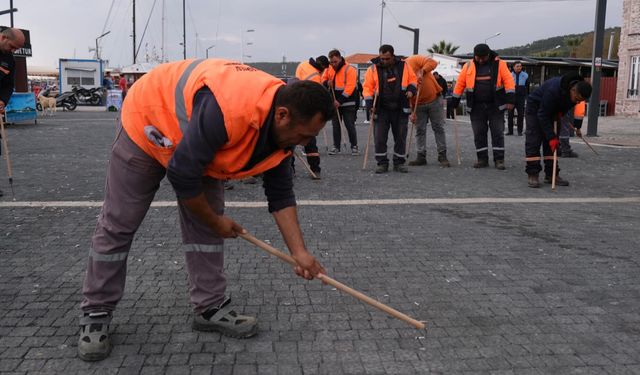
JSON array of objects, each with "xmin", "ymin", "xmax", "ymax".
[
  {"xmin": 552, "ymin": 121, "xmax": 558, "ymax": 191},
  {"xmin": 293, "ymin": 149, "xmax": 318, "ymax": 180},
  {"xmin": 238, "ymin": 232, "xmax": 426, "ymax": 329},
  {"xmin": 406, "ymin": 88, "xmax": 420, "ymax": 159},
  {"xmin": 362, "ymin": 93, "xmax": 378, "ymax": 170},
  {"xmin": 568, "ymin": 123, "xmax": 599, "ymax": 156},
  {"xmin": 322, "ymin": 126, "xmax": 329, "ymax": 151},
  {"xmin": 330, "ymin": 87, "xmax": 349, "ymax": 151},
  {"xmin": 453, "ymin": 120, "xmax": 461, "ymax": 165},
  {"xmin": 0, "ymin": 114, "xmax": 15, "ymax": 199}
]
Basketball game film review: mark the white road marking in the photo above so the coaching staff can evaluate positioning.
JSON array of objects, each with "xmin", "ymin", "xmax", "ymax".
[{"xmin": 1, "ymin": 196, "xmax": 639, "ymax": 208}]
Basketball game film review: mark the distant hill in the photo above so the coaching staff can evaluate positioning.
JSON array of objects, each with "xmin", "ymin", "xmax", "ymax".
[
  {"xmin": 496, "ymin": 27, "xmax": 620, "ymax": 59},
  {"xmin": 247, "ymin": 62, "xmax": 300, "ymax": 77}
]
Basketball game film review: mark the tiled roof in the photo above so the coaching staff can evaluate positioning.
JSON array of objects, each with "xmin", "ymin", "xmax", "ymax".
[{"xmin": 345, "ymin": 53, "xmax": 377, "ymax": 64}]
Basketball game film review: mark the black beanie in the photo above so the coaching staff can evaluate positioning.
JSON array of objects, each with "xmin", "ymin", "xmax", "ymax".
[
  {"xmin": 316, "ymin": 55, "xmax": 329, "ymax": 69},
  {"xmin": 473, "ymin": 43, "xmax": 491, "ymax": 57}
]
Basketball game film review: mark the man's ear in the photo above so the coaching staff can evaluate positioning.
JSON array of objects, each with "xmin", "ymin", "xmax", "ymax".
[{"xmin": 275, "ymin": 106, "xmax": 290, "ymax": 121}]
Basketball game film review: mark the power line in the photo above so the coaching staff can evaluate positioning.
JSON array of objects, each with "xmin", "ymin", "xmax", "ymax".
[{"xmin": 388, "ymin": 0, "xmax": 591, "ymax": 2}]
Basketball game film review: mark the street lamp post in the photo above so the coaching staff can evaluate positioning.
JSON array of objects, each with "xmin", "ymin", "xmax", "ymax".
[
  {"xmin": 206, "ymin": 44, "xmax": 215, "ymax": 58},
  {"xmin": 95, "ymin": 31, "xmax": 111, "ymax": 60},
  {"xmin": 398, "ymin": 24, "xmax": 419, "ymax": 55},
  {"xmin": 484, "ymin": 32, "xmax": 501, "ymax": 44}
]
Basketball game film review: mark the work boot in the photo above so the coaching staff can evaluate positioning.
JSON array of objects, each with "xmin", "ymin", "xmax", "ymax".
[
  {"xmin": 375, "ymin": 164, "xmax": 389, "ymax": 174},
  {"xmin": 495, "ymin": 160, "xmax": 506, "ymax": 170},
  {"xmin": 505, "ymin": 131, "xmax": 514, "ymax": 135},
  {"xmin": 528, "ymin": 174, "xmax": 540, "ymax": 188},
  {"xmin": 393, "ymin": 164, "xmax": 408, "ymax": 173},
  {"xmin": 438, "ymin": 151, "xmax": 450, "ymax": 168},
  {"xmin": 78, "ymin": 311, "xmax": 112, "ymax": 361},
  {"xmin": 473, "ymin": 159, "xmax": 489, "ymax": 168},
  {"xmin": 544, "ymin": 175, "xmax": 570, "ymax": 186},
  {"xmin": 192, "ymin": 297, "xmax": 258, "ymax": 339},
  {"xmin": 408, "ymin": 153, "xmax": 427, "ymax": 166},
  {"xmin": 560, "ymin": 150, "xmax": 579, "ymax": 158},
  {"xmin": 311, "ymin": 170, "xmax": 321, "ymax": 180},
  {"xmin": 328, "ymin": 146, "xmax": 339, "ymax": 155}
]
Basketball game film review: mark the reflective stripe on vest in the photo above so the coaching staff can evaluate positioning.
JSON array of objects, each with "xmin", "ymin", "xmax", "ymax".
[{"xmin": 176, "ymin": 59, "xmax": 206, "ymax": 133}]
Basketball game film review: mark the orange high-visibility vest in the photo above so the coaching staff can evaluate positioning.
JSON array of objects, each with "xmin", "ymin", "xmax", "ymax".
[
  {"xmin": 121, "ymin": 59, "xmax": 289, "ymax": 180},
  {"xmin": 574, "ymin": 100, "xmax": 585, "ymax": 120},
  {"xmin": 322, "ymin": 59, "xmax": 358, "ymax": 101},
  {"xmin": 295, "ymin": 61, "xmax": 324, "ymax": 84},
  {"xmin": 453, "ymin": 56, "xmax": 515, "ymax": 110},
  {"xmin": 362, "ymin": 61, "xmax": 417, "ymax": 102}
]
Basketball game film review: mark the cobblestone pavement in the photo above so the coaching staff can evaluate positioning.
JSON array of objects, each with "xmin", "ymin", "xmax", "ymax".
[{"xmin": 1, "ymin": 110, "xmax": 639, "ymax": 374}]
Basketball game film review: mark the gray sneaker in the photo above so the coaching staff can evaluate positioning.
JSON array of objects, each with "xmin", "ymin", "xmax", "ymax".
[
  {"xmin": 192, "ymin": 298, "xmax": 258, "ymax": 339},
  {"xmin": 78, "ymin": 311, "xmax": 112, "ymax": 361}
]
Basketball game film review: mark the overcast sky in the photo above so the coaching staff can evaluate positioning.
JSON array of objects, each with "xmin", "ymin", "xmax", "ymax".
[{"xmin": 12, "ymin": 0, "xmax": 624, "ymax": 69}]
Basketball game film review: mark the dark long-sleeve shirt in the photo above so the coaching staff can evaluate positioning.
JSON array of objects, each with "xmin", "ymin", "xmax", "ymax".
[
  {"xmin": 167, "ymin": 87, "xmax": 295, "ymax": 213},
  {"xmin": 526, "ymin": 76, "xmax": 576, "ymax": 141},
  {"xmin": 0, "ymin": 51, "xmax": 16, "ymax": 105}
]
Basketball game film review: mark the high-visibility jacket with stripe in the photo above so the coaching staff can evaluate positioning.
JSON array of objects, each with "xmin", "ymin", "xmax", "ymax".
[
  {"xmin": 121, "ymin": 59, "xmax": 290, "ymax": 180},
  {"xmin": 322, "ymin": 59, "xmax": 359, "ymax": 106},
  {"xmin": 453, "ymin": 55, "xmax": 515, "ymax": 110},
  {"xmin": 573, "ymin": 100, "xmax": 586, "ymax": 128},
  {"xmin": 295, "ymin": 61, "xmax": 324, "ymax": 84},
  {"xmin": 404, "ymin": 55, "xmax": 442, "ymax": 105},
  {"xmin": 362, "ymin": 57, "xmax": 417, "ymax": 113}
]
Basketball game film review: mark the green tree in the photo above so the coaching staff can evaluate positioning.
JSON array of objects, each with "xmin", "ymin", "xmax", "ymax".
[
  {"xmin": 565, "ymin": 37, "xmax": 583, "ymax": 58},
  {"xmin": 428, "ymin": 40, "xmax": 460, "ymax": 55}
]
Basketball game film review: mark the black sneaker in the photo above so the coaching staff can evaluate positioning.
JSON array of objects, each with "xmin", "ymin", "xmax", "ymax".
[
  {"xmin": 375, "ymin": 164, "xmax": 389, "ymax": 174},
  {"xmin": 393, "ymin": 164, "xmax": 408, "ymax": 173},
  {"xmin": 560, "ymin": 151, "xmax": 579, "ymax": 158},
  {"xmin": 351, "ymin": 146, "xmax": 359, "ymax": 156},
  {"xmin": 473, "ymin": 159, "xmax": 489, "ymax": 168},
  {"xmin": 328, "ymin": 147, "xmax": 339, "ymax": 155},
  {"xmin": 544, "ymin": 175, "xmax": 570, "ymax": 186},
  {"xmin": 78, "ymin": 312, "xmax": 112, "ymax": 361}
]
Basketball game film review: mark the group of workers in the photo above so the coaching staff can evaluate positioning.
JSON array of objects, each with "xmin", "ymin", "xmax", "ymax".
[{"xmin": 71, "ymin": 42, "xmax": 590, "ymax": 361}]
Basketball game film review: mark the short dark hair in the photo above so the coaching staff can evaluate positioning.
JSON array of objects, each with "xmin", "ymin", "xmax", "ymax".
[
  {"xmin": 328, "ymin": 49, "xmax": 341, "ymax": 59},
  {"xmin": 379, "ymin": 44, "xmax": 394, "ymax": 55},
  {"xmin": 316, "ymin": 55, "xmax": 329, "ymax": 69},
  {"xmin": 276, "ymin": 80, "xmax": 335, "ymax": 124},
  {"xmin": 513, "ymin": 60, "xmax": 522, "ymax": 66},
  {"xmin": 473, "ymin": 43, "xmax": 491, "ymax": 57},
  {"xmin": 574, "ymin": 81, "xmax": 592, "ymax": 100}
]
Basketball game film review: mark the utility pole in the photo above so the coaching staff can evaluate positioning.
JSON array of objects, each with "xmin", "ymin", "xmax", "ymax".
[
  {"xmin": 607, "ymin": 31, "xmax": 614, "ymax": 60},
  {"xmin": 182, "ymin": 0, "xmax": 187, "ymax": 59},
  {"xmin": 161, "ymin": 0, "xmax": 165, "ymax": 62},
  {"xmin": 9, "ymin": 0, "xmax": 13, "ymax": 26},
  {"xmin": 132, "ymin": 0, "xmax": 136, "ymax": 64},
  {"xmin": 587, "ymin": 0, "xmax": 607, "ymax": 137},
  {"xmin": 379, "ymin": 1, "xmax": 385, "ymax": 47}
]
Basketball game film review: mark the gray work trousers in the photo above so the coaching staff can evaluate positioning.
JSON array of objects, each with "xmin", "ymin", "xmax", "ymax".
[
  {"xmin": 81, "ymin": 127, "xmax": 227, "ymax": 315},
  {"xmin": 413, "ymin": 96, "xmax": 447, "ymax": 156}
]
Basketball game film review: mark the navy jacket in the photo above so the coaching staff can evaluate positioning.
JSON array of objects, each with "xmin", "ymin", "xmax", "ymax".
[{"xmin": 526, "ymin": 74, "xmax": 582, "ymax": 141}]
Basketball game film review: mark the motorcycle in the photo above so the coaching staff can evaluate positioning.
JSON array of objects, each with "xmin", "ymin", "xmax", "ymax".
[
  {"xmin": 72, "ymin": 86, "xmax": 103, "ymax": 106},
  {"xmin": 36, "ymin": 88, "xmax": 78, "ymax": 111}
]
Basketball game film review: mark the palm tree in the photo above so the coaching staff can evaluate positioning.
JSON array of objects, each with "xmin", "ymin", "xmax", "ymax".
[
  {"xmin": 565, "ymin": 37, "xmax": 583, "ymax": 58},
  {"xmin": 428, "ymin": 40, "xmax": 460, "ymax": 55}
]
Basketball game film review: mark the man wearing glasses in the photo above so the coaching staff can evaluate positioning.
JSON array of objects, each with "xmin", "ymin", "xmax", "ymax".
[{"xmin": 524, "ymin": 73, "xmax": 591, "ymax": 188}]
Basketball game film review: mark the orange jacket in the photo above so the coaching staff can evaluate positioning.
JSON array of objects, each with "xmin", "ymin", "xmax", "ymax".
[
  {"xmin": 404, "ymin": 55, "xmax": 442, "ymax": 105},
  {"xmin": 121, "ymin": 59, "xmax": 290, "ymax": 180},
  {"xmin": 295, "ymin": 61, "xmax": 324, "ymax": 84},
  {"xmin": 453, "ymin": 53, "xmax": 515, "ymax": 110},
  {"xmin": 363, "ymin": 57, "xmax": 417, "ymax": 113},
  {"xmin": 572, "ymin": 100, "xmax": 586, "ymax": 128},
  {"xmin": 322, "ymin": 58, "xmax": 359, "ymax": 106}
]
